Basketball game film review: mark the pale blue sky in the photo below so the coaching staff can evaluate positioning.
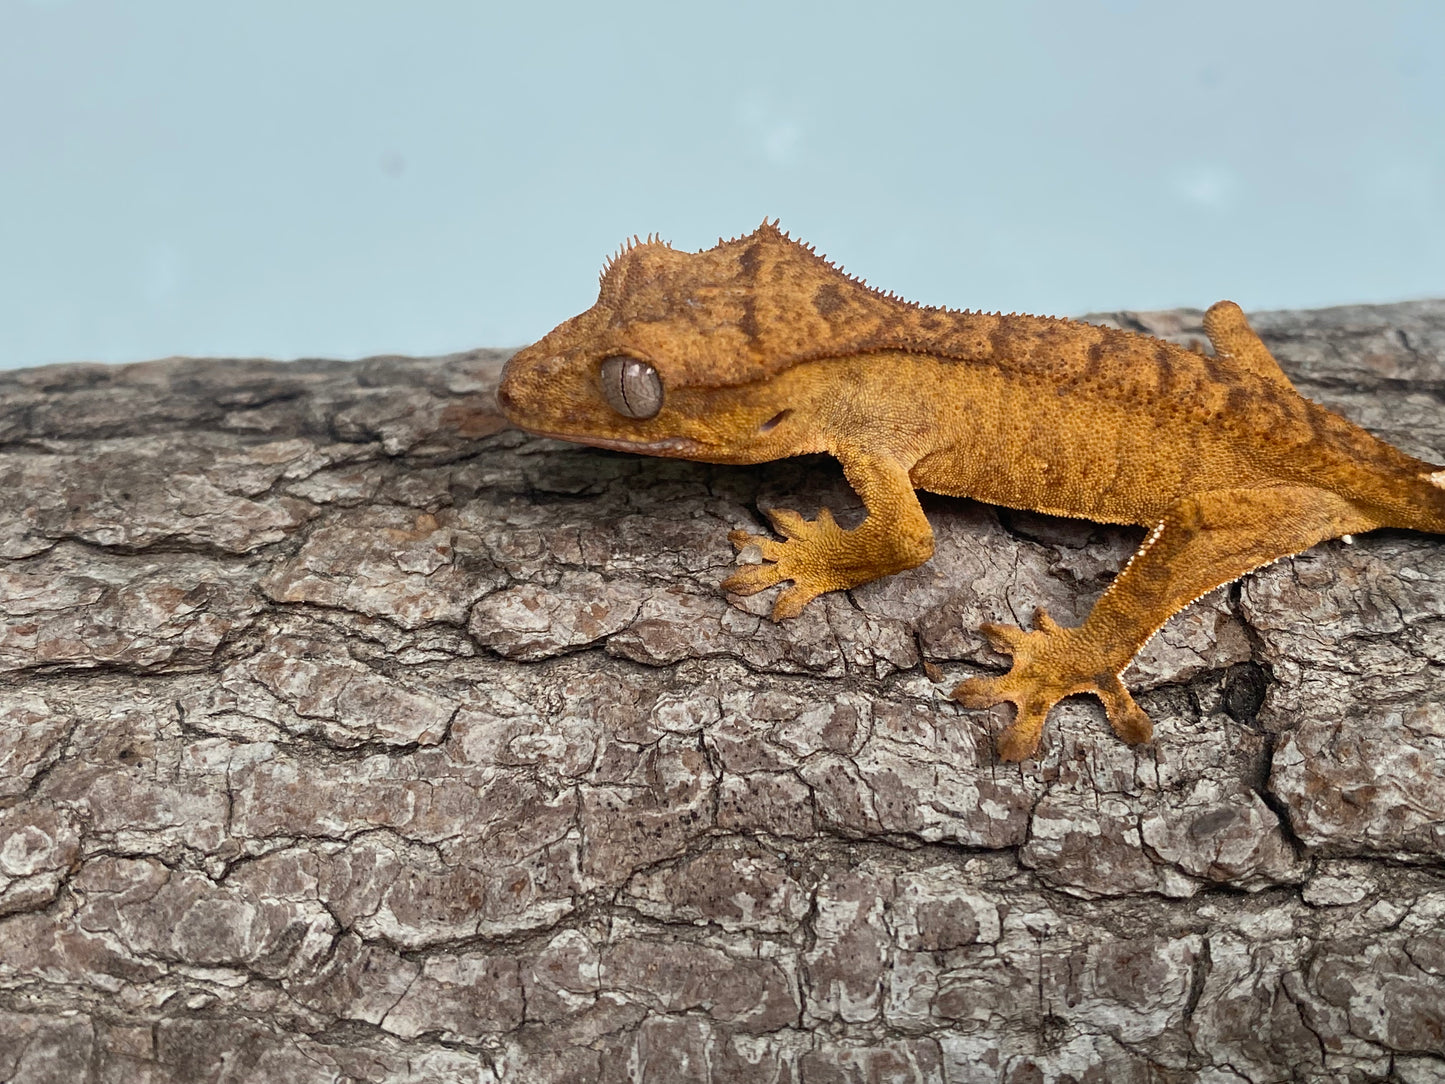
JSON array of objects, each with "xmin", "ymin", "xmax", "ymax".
[{"xmin": 2, "ymin": 0, "xmax": 1442, "ymax": 369}]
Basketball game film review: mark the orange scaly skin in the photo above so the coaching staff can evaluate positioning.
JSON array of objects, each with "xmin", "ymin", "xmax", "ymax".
[{"xmin": 497, "ymin": 222, "xmax": 1445, "ymax": 761}]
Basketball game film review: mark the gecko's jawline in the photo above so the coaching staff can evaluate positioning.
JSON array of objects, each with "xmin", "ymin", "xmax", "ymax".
[{"xmin": 519, "ymin": 426, "xmax": 706, "ymax": 457}]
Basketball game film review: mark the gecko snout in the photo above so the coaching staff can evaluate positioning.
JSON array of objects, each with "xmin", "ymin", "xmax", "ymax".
[
  {"xmin": 497, "ymin": 351, "xmax": 574, "ymax": 425},
  {"xmin": 495, "ymin": 369, "xmax": 523, "ymax": 420}
]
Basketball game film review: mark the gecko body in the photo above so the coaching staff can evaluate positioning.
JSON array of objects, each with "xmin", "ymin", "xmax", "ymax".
[{"xmin": 497, "ymin": 222, "xmax": 1445, "ymax": 760}]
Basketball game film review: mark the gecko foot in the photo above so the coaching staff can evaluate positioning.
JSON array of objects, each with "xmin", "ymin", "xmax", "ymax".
[
  {"xmin": 951, "ymin": 609, "xmax": 1152, "ymax": 761},
  {"xmin": 723, "ymin": 506, "xmax": 861, "ymax": 619}
]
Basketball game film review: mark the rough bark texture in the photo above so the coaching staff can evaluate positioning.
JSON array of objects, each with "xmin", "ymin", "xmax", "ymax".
[{"xmin": 0, "ymin": 301, "xmax": 1443, "ymax": 1083}]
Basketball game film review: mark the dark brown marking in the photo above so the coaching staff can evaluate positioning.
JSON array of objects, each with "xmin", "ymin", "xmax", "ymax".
[
  {"xmin": 988, "ymin": 325, "xmax": 1022, "ymax": 364},
  {"xmin": 738, "ymin": 242, "xmax": 762, "ymax": 279},
  {"xmin": 1200, "ymin": 353, "xmax": 1229, "ymax": 387},
  {"xmin": 1070, "ymin": 339, "xmax": 1105, "ymax": 389},
  {"xmin": 739, "ymin": 296, "xmax": 759, "ymax": 340},
  {"xmin": 760, "ymin": 409, "xmax": 791, "ymax": 432},
  {"xmin": 1037, "ymin": 324, "xmax": 1074, "ymax": 372},
  {"xmin": 1153, "ymin": 342, "xmax": 1179, "ymax": 397},
  {"xmin": 813, "ymin": 283, "xmax": 846, "ymax": 317}
]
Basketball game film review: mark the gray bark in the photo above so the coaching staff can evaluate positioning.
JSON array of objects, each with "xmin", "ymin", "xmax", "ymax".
[{"xmin": 0, "ymin": 301, "xmax": 1443, "ymax": 1083}]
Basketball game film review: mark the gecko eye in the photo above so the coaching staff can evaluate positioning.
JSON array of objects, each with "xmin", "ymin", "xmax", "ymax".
[{"xmin": 599, "ymin": 356, "xmax": 663, "ymax": 420}]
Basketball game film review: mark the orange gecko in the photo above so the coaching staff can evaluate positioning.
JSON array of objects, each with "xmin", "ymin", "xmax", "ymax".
[{"xmin": 497, "ymin": 221, "xmax": 1445, "ymax": 760}]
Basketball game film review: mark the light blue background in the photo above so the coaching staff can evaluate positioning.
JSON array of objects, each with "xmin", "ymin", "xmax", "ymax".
[{"xmin": 2, "ymin": 0, "xmax": 1441, "ymax": 369}]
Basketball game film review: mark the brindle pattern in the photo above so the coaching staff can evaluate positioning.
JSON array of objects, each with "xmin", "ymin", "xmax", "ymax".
[{"xmin": 523, "ymin": 220, "xmax": 1445, "ymax": 502}]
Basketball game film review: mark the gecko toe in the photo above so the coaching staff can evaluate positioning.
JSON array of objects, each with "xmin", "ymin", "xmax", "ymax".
[
  {"xmin": 729, "ymin": 528, "xmax": 764, "ymax": 551},
  {"xmin": 721, "ymin": 563, "xmax": 783, "ymax": 595},
  {"xmin": 1113, "ymin": 704, "xmax": 1153, "ymax": 746},
  {"xmin": 951, "ymin": 675, "xmax": 1004, "ymax": 709},
  {"xmin": 954, "ymin": 675, "xmax": 1048, "ymax": 760},
  {"xmin": 996, "ymin": 710, "xmax": 1047, "ymax": 762},
  {"xmin": 763, "ymin": 507, "xmax": 810, "ymax": 539},
  {"xmin": 1096, "ymin": 675, "xmax": 1153, "ymax": 745},
  {"xmin": 771, "ymin": 583, "xmax": 819, "ymax": 620},
  {"xmin": 729, "ymin": 529, "xmax": 788, "ymax": 561},
  {"xmin": 1032, "ymin": 608, "xmax": 1063, "ymax": 634},
  {"xmin": 978, "ymin": 621, "xmax": 1029, "ymax": 654}
]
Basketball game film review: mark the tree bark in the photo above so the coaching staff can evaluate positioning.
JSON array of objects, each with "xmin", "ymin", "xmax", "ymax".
[{"xmin": 0, "ymin": 302, "xmax": 1443, "ymax": 1083}]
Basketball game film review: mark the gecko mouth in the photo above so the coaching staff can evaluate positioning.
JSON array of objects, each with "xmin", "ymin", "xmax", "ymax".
[{"xmin": 517, "ymin": 426, "xmax": 707, "ymax": 457}]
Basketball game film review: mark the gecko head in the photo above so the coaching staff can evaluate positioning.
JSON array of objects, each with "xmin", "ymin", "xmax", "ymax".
[{"xmin": 496, "ymin": 220, "xmax": 894, "ymax": 461}]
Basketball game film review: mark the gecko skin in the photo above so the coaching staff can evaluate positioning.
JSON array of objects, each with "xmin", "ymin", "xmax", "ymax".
[{"xmin": 497, "ymin": 221, "xmax": 1445, "ymax": 761}]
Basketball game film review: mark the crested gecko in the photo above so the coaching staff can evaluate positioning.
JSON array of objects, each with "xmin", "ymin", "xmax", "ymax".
[{"xmin": 496, "ymin": 221, "xmax": 1445, "ymax": 761}]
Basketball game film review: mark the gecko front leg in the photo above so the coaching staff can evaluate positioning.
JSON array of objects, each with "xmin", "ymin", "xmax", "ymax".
[{"xmin": 723, "ymin": 448, "xmax": 934, "ymax": 619}]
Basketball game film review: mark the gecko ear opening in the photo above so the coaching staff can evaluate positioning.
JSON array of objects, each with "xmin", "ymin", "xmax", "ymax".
[
  {"xmin": 599, "ymin": 356, "xmax": 663, "ymax": 420},
  {"xmin": 760, "ymin": 409, "xmax": 791, "ymax": 433}
]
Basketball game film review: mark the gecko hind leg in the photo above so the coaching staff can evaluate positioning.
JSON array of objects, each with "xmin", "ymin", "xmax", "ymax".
[
  {"xmin": 1202, "ymin": 300, "xmax": 1296, "ymax": 390},
  {"xmin": 954, "ymin": 485, "xmax": 1378, "ymax": 762},
  {"xmin": 955, "ymin": 610, "xmax": 1150, "ymax": 762}
]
